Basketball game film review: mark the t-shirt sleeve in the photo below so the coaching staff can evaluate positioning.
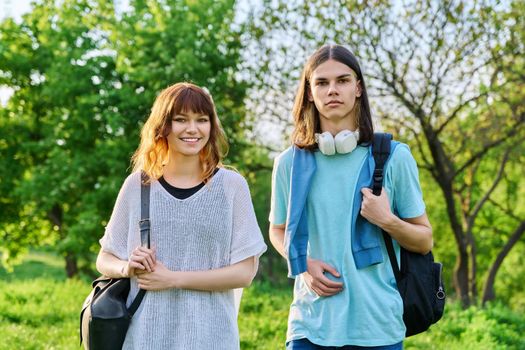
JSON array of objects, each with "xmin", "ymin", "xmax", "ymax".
[
  {"xmin": 98, "ymin": 174, "xmax": 137, "ymax": 260},
  {"xmin": 269, "ymin": 152, "xmax": 290, "ymax": 225},
  {"xmin": 386, "ymin": 144, "xmax": 426, "ymax": 219},
  {"xmin": 230, "ymin": 175, "xmax": 267, "ymax": 265}
]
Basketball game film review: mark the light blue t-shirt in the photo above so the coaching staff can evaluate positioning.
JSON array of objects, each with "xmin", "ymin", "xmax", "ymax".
[{"xmin": 269, "ymin": 143, "xmax": 426, "ymax": 347}]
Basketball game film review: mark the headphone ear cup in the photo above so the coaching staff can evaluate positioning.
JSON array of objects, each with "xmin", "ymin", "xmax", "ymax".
[
  {"xmin": 317, "ymin": 132, "xmax": 336, "ymax": 155},
  {"xmin": 334, "ymin": 130, "xmax": 357, "ymax": 154}
]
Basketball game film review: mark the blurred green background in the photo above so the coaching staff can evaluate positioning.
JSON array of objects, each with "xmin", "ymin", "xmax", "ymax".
[{"xmin": 1, "ymin": 0, "xmax": 524, "ymax": 349}]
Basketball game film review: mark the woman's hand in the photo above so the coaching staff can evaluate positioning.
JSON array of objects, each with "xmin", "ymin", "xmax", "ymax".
[
  {"xmin": 360, "ymin": 187, "xmax": 395, "ymax": 228},
  {"xmin": 136, "ymin": 261, "xmax": 175, "ymax": 291},
  {"xmin": 124, "ymin": 246, "xmax": 156, "ymax": 277},
  {"xmin": 303, "ymin": 258, "xmax": 343, "ymax": 297}
]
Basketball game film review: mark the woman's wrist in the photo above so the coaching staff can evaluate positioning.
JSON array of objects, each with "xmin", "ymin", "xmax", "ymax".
[
  {"xmin": 169, "ymin": 270, "xmax": 181, "ymax": 289},
  {"xmin": 120, "ymin": 262, "xmax": 130, "ymax": 278}
]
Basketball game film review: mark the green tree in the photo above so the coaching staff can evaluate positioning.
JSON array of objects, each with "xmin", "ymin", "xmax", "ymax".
[
  {"xmin": 246, "ymin": 0, "xmax": 525, "ymax": 306},
  {"xmin": 0, "ymin": 0, "xmax": 255, "ymax": 277}
]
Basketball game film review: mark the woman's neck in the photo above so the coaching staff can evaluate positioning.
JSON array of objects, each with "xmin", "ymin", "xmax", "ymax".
[{"xmin": 163, "ymin": 154, "xmax": 203, "ymax": 188}]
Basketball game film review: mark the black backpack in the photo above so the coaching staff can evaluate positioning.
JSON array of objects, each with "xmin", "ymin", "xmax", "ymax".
[
  {"xmin": 372, "ymin": 133, "xmax": 446, "ymax": 337},
  {"xmin": 80, "ymin": 173, "xmax": 150, "ymax": 349}
]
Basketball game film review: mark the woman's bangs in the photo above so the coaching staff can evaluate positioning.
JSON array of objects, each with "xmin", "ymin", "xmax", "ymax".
[{"xmin": 173, "ymin": 87, "xmax": 214, "ymax": 117}]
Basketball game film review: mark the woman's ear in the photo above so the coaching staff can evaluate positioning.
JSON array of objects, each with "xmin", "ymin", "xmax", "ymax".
[{"xmin": 356, "ymin": 81, "xmax": 362, "ymax": 98}]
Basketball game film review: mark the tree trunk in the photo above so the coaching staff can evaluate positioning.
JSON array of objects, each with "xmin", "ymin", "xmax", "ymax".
[
  {"xmin": 467, "ymin": 231, "xmax": 478, "ymax": 304},
  {"xmin": 482, "ymin": 221, "xmax": 525, "ymax": 305},
  {"xmin": 438, "ymin": 179, "xmax": 471, "ymax": 306},
  {"xmin": 454, "ymin": 246, "xmax": 470, "ymax": 307},
  {"xmin": 420, "ymin": 119, "xmax": 474, "ymax": 306},
  {"xmin": 47, "ymin": 204, "xmax": 79, "ymax": 278},
  {"xmin": 65, "ymin": 252, "xmax": 78, "ymax": 278}
]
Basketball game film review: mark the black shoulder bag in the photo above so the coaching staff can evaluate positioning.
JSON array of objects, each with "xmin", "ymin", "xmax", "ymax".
[
  {"xmin": 372, "ymin": 133, "xmax": 446, "ymax": 337},
  {"xmin": 80, "ymin": 173, "xmax": 151, "ymax": 349}
]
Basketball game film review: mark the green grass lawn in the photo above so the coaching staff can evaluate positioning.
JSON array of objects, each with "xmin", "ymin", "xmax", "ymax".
[
  {"xmin": 1, "ymin": 253, "xmax": 524, "ymax": 349},
  {"xmin": 0, "ymin": 252, "xmax": 289, "ymax": 349}
]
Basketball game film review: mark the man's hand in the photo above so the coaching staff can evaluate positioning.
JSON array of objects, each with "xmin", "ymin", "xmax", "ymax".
[
  {"xmin": 303, "ymin": 258, "xmax": 343, "ymax": 297},
  {"xmin": 361, "ymin": 187, "xmax": 434, "ymax": 254},
  {"xmin": 360, "ymin": 187, "xmax": 395, "ymax": 228}
]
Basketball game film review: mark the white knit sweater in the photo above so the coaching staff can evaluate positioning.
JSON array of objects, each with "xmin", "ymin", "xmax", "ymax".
[{"xmin": 99, "ymin": 169, "xmax": 267, "ymax": 349}]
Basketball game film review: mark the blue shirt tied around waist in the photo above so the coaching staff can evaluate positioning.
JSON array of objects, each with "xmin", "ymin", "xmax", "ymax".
[{"xmin": 285, "ymin": 141, "xmax": 399, "ymax": 277}]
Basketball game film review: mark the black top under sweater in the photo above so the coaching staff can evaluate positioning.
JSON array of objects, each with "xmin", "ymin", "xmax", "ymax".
[{"xmin": 159, "ymin": 168, "xmax": 219, "ymax": 199}]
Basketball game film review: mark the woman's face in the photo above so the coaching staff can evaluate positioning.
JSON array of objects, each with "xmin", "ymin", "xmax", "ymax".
[{"xmin": 166, "ymin": 110, "xmax": 211, "ymax": 158}]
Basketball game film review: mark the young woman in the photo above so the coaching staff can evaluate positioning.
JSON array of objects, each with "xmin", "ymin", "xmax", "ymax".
[
  {"xmin": 269, "ymin": 45, "xmax": 433, "ymax": 349},
  {"xmin": 96, "ymin": 82, "xmax": 267, "ymax": 349}
]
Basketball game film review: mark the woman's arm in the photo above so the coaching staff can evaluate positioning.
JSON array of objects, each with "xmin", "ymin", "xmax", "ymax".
[
  {"xmin": 96, "ymin": 246, "xmax": 157, "ymax": 278},
  {"xmin": 136, "ymin": 256, "xmax": 258, "ymax": 291},
  {"xmin": 360, "ymin": 187, "xmax": 433, "ymax": 254}
]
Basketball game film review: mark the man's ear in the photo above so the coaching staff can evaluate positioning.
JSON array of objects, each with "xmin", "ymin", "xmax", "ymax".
[{"xmin": 307, "ymin": 87, "xmax": 314, "ymax": 102}]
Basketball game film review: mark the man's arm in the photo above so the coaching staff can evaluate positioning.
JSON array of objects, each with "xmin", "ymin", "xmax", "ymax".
[
  {"xmin": 269, "ymin": 224, "xmax": 287, "ymax": 259},
  {"xmin": 360, "ymin": 187, "xmax": 433, "ymax": 254},
  {"xmin": 269, "ymin": 224, "xmax": 343, "ymax": 297}
]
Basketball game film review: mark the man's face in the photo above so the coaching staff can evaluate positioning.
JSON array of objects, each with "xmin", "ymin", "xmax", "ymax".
[{"xmin": 308, "ymin": 59, "xmax": 362, "ymax": 126}]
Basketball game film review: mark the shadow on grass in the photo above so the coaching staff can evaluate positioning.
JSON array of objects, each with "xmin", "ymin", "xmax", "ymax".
[{"xmin": 0, "ymin": 252, "xmax": 67, "ymax": 282}]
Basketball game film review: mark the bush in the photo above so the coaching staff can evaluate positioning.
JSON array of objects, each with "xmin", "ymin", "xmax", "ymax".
[{"xmin": 406, "ymin": 302, "xmax": 525, "ymax": 350}]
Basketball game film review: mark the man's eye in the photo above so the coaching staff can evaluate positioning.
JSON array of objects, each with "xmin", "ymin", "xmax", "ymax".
[
  {"xmin": 338, "ymin": 79, "xmax": 349, "ymax": 84},
  {"xmin": 317, "ymin": 81, "xmax": 327, "ymax": 86}
]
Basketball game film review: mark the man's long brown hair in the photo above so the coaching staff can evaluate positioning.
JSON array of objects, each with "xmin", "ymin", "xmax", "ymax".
[{"xmin": 291, "ymin": 45, "xmax": 374, "ymax": 150}]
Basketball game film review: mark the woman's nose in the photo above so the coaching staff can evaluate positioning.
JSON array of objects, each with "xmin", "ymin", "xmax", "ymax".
[{"xmin": 186, "ymin": 120, "xmax": 197, "ymax": 132}]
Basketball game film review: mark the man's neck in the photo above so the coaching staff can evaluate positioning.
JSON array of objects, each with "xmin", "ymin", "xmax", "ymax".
[{"xmin": 319, "ymin": 115, "xmax": 357, "ymax": 135}]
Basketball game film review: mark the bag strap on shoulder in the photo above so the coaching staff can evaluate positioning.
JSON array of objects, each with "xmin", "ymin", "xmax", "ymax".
[
  {"xmin": 128, "ymin": 171, "xmax": 151, "ymax": 316},
  {"xmin": 139, "ymin": 171, "xmax": 151, "ymax": 248},
  {"xmin": 372, "ymin": 133, "xmax": 402, "ymax": 283},
  {"xmin": 372, "ymin": 133, "xmax": 392, "ymax": 195}
]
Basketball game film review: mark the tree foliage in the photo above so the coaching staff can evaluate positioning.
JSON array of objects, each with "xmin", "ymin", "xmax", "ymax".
[
  {"xmin": 0, "ymin": 0, "xmax": 260, "ymax": 276},
  {"xmin": 245, "ymin": 0, "xmax": 525, "ymax": 306}
]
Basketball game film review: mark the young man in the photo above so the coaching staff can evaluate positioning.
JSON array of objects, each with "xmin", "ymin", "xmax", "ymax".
[{"xmin": 269, "ymin": 45, "xmax": 433, "ymax": 349}]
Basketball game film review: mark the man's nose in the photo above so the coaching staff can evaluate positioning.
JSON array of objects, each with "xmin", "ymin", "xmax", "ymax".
[{"xmin": 327, "ymin": 81, "xmax": 339, "ymax": 95}]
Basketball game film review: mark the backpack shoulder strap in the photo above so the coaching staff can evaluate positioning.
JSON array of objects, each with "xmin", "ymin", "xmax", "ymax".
[
  {"xmin": 128, "ymin": 171, "xmax": 151, "ymax": 315},
  {"xmin": 372, "ymin": 133, "xmax": 402, "ymax": 282},
  {"xmin": 371, "ymin": 133, "xmax": 392, "ymax": 196}
]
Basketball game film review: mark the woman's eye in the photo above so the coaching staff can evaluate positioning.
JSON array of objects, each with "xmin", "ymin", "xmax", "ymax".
[
  {"xmin": 338, "ymin": 79, "xmax": 349, "ymax": 84},
  {"xmin": 317, "ymin": 81, "xmax": 327, "ymax": 86},
  {"xmin": 173, "ymin": 118, "xmax": 186, "ymax": 123},
  {"xmin": 198, "ymin": 118, "xmax": 209, "ymax": 123}
]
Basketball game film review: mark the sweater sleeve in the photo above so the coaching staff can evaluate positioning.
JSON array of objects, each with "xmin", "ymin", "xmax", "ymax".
[
  {"xmin": 99, "ymin": 173, "xmax": 139, "ymax": 260},
  {"xmin": 229, "ymin": 174, "xmax": 267, "ymax": 265}
]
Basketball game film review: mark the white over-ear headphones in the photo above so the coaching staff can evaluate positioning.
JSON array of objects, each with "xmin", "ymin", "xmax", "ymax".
[{"xmin": 315, "ymin": 129, "xmax": 360, "ymax": 156}]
